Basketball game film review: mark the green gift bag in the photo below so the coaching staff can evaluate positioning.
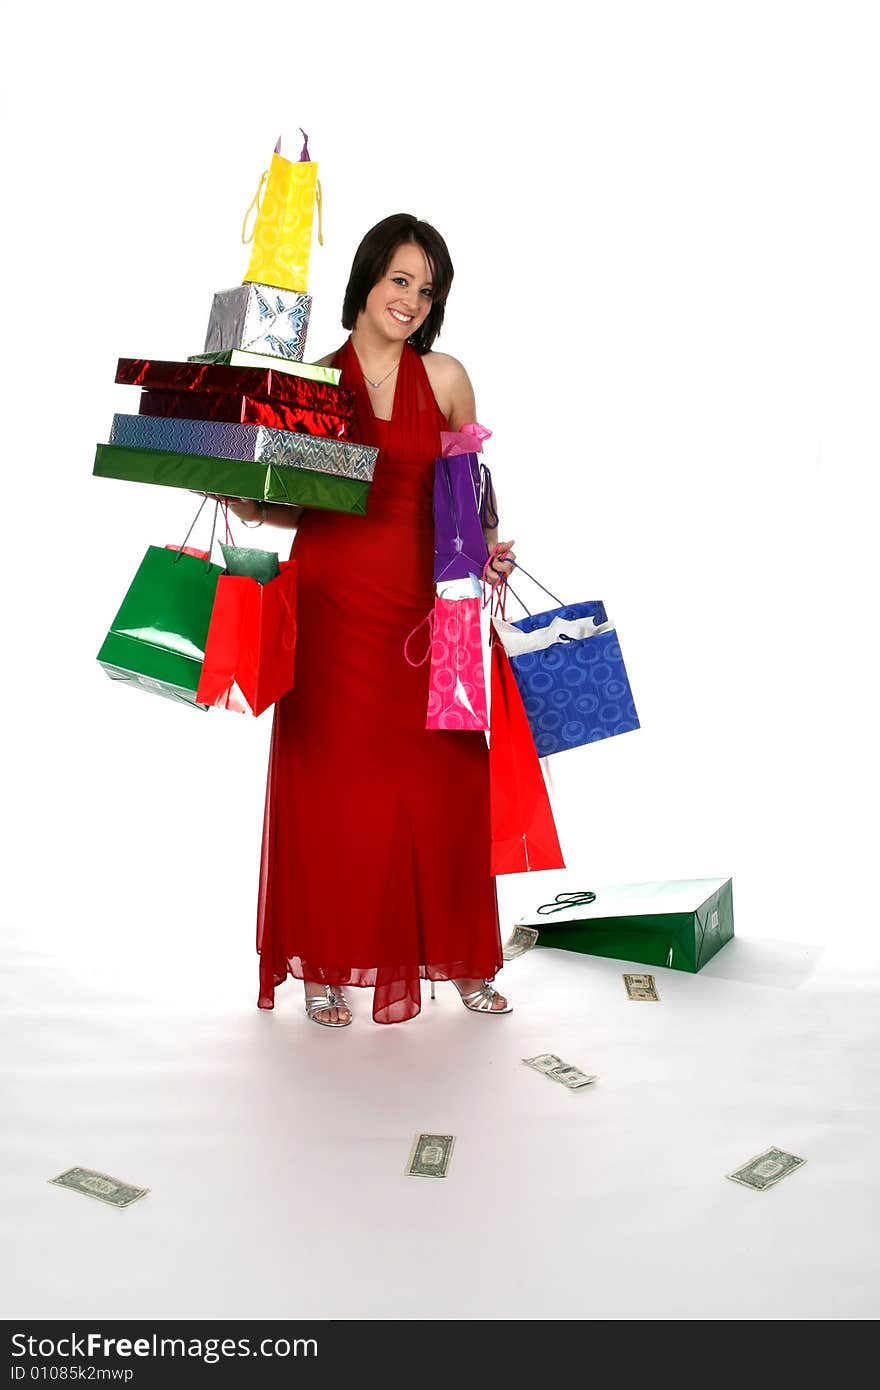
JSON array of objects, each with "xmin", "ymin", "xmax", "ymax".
[
  {"xmin": 520, "ymin": 879, "xmax": 734, "ymax": 973},
  {"xmin": 97, "ymin": 545, "xmax": 223, "ymax": 709}
]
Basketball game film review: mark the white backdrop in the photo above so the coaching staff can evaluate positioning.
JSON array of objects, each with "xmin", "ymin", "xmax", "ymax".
[{"xmin": 1, "ymin": 0, "xmax": 878, "ymax": 1006}]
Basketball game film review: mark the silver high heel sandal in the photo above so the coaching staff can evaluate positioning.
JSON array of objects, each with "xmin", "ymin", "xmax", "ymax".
[
  {"xmin": 304, "ymin": 985, "xmax": 353, "ymax": 1028},
  {"xmin": 428, "ymin": 979, "xmax": 513, "ymax": 1014}
]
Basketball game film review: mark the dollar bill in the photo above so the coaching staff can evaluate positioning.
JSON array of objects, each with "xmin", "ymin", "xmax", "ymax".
[
  {"xmin": 502, "ymin": 925, "xmax": 539, "ymax": 961},
  {"xmin": 727, "ymin": 1147, "xmax": 806, "ymax": 1192},
  {"xmin": 623, "ymin": 972, "xmax": 660, "ymax": 1001},
  {"xmin": 48, "ymin": 1167, "xmax": 149, "ymax": 1209},
  {"xmin": 548, "ymin": 1066, "xmax": 598, "ymax": 1089},
  {"xmin": 523, "ymin": 1055, "xmax": 598, "ymax": 1088},
  {"xmin": 406, "ymin": 1134, "xmax": 455, "ymax": 1178},
  {"xmin": 523, "ymin": 1053, "xmax": 565, "ymax": 1073}
]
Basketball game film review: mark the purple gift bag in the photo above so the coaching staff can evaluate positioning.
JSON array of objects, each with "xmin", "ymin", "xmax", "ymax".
[{"xmin": 432, "ymin": 453, "xmax": 491, "ymax": 583}]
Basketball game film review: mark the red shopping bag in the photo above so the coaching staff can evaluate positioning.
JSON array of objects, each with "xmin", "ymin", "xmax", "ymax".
[
  {"xmin": 195, "ymin": 560, "xmax": 298, "ymax": 716},
  {"xmin": 489, "ymin": 636, "xmax": 565, "ymax": 874}
]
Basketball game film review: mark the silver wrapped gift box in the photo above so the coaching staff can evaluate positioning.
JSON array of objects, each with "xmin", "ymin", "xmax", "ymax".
[
  {"xmin": 205, "ymin": 282, "xmax": 312, "ymax": 362},
  {"xmin": 109, "ymin": 413, "xmax": 377, "ymax": 481}
]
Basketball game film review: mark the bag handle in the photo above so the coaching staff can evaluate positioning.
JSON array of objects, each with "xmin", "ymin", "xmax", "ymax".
[
  {"xmin": 174, "ymin": 498, "xmax": 234, "ymax": 571},
  {"xmin": 478, "ymin": 463, "xmax": 498, "ymax": 529},
  {"xmin": 494, "ymin": 562, "xmax": 565, "ymax": 618},
  {"xmin": 536, "ymin": 891, "xmax": 597, "ymax": 915},
  {"xmin": 276, "ymin": 581, "xmax": 297, "ymax": 653},
  {"xmin": 241, "ymin": 170, "xmax": 268, "ymax": 246},
  {"xmin": 403, "ymin": 608, "xmax": 435, "ymax": 667},
  {"xmin": 482, "ymin": 547, "xmax": 510, "ymax": 619}
]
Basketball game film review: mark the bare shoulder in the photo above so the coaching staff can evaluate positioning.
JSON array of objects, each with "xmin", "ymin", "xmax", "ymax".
[
  {"xmin": 422, "ymin": 351, "xmax": 476, "ymax": 426},
  {"xmin": 422, "ymin": 351, "xmax": 470, "ymax": 388},
  {"xmin": 312, "ymin": 351, "xmax": 339, "ymax": 368}
]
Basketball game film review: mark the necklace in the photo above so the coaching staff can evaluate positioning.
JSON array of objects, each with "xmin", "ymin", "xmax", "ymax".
[
  {"xmin": 365, "ymin": 363, "xmax": 399, "ymax": 389},
  {"xmin": 353, "ymin": 345, "xmax": 401, "ymax": 390}
]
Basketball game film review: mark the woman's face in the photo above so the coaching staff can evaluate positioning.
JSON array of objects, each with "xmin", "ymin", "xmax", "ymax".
[{"xmin": 361, "ymin": 241, "xmax": 435, "ymax": 344}]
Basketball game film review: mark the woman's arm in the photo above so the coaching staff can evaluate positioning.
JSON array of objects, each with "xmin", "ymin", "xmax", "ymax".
[
  {"xmin": 424, "ymin": 353, "xmax": 516, "ymax": 583},
  {"xmin": 424, "ymin": 352, "xmax": 475, "ymax": 432}
]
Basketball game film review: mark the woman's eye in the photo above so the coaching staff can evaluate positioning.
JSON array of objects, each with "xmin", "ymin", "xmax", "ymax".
[
  {"xmin": 391, "ymin": 276, "xmax": 408, "ymax": 286},
  {"xmin": 421, "ymin": 288, "xmax": 433, "ymax": 299}
]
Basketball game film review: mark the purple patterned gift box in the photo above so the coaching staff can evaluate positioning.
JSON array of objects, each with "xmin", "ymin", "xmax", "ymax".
[
  {"xmin": 205, "ymin": 282, "xmax": 311, "ymax": 362},
  {"xmin": 108, "ymin": 414, "xmax": 377, "ymax": 482}
]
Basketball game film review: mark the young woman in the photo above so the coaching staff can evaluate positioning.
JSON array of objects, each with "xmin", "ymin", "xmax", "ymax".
[{"xmin": 223, "ymin": 213, "xmax": 516, "ymax": 1026}]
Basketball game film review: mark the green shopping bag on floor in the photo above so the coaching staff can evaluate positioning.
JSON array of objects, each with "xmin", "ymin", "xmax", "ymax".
[
  {"xmin": 518, "ymin": 879, "xmax": 735, "ymax": 973},
  {"xmin": 97, "ymin": 544, "xmax": 223, "ymax": 710}
]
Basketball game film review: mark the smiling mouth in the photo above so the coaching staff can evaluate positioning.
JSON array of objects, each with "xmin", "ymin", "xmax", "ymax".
[{"xmin": 388, "ymin": 308, "xmax": 414, "ymax": 324}]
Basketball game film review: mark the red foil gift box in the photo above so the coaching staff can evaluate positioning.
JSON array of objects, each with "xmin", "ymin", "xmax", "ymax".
[
  {"xmin": 115, "ymin": 357, "xmax": 358, "ymax": 426},
  {"xmin": 138, "ymin": 389, "xmax": 352, "ymax": 440}
]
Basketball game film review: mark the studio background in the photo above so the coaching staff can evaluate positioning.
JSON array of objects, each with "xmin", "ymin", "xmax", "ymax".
[{"xmin": 2, "ymin": 0, "xmax": 878, "ymax": 1321}]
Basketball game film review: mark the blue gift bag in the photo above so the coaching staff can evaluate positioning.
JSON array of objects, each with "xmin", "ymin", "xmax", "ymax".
[
  {"xmin": 511, "ymin": 599, "xmax": 608, "ymax": 635},
  {"xmin": 498, "ymin": 575, "xmax": 639, "ymax": 757}
]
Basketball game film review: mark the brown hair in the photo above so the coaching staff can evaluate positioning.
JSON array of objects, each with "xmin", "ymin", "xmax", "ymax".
[{"xmin": 341, "ymin": 213, "xmax": 454, "ymax": 354}]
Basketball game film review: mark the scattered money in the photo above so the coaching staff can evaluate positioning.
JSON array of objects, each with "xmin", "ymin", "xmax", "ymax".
[
  {"xmin": 623, "ymin": 972, "xmax": 660, "ymax": 1001},
  {"xmin": 523, "ymin": 1055, "xmax": 598, "ymax": 1088},
  {"xmin": 48, "ymin": 1167, "xmax": 149, "ymax": 1209},
  {"xmin": 727, "ymin": 1147, "xmax": 806, "ymax": 1192},
  {"xmin": 523, "ymin": 1053, "xmax": 565, "ymax": 1073},
  {"xmin": 551, "ymin": 1066, "xmax": 598, "ymax": 1089},
  {"xmin": 406, "ymin": 1134, "xmax": 455, "ymax": 1179},
  {"xmin": 502, "ymin": 925, "xmax": 539, "ymax": 961}
]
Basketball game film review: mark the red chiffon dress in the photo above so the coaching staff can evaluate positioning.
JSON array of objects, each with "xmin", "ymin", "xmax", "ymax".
[{"xmin": 256, "ymin": 338, "xmax": 502, "ymax": 1023}]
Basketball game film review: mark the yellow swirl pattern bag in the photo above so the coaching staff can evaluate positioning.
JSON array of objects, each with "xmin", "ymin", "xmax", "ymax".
[{"xmin": 242, "ymin": 133, "xmax": 322, "ymax": 294}]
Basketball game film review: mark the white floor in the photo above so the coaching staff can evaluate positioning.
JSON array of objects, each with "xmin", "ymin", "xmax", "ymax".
[{"xmin": 4, "ymin": 922, "xmax": 878, "ymax": 1321}]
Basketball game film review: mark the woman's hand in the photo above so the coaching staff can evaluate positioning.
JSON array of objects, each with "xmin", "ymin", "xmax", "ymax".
[
  {"xmin": 218, "ymin": 495, "xmax": 263, "ymax": 525},
  {"xmin": 485, "ymin": 540, "xmax": 516, "ymax": 586}
]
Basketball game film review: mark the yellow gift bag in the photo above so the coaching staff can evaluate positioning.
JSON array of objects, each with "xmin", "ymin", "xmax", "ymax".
[{"xmin": 241, "ymin": 132, "xmax": 323, "ymax": 294}]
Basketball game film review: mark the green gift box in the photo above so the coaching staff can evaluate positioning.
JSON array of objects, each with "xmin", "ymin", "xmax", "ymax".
[
  {"xmin": 97, "ymin": 545, "xmax": 223, "ymax": 709},
  {"xmin": 519, "ymin": 878, "xmax": 734, "ymax": 973},
  {"xmin": 93, "ymin": 443, "xmax": 371, "ymax": 515}
]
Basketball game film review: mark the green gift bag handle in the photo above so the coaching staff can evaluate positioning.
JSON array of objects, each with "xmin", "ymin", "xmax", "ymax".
[
  {"xmin": 536, "ymin": 891, "xmax": 597, "ymax": 914},
  {"xmin": 175, "ymin": 496, "xmax": 234, "ymax": 571}
]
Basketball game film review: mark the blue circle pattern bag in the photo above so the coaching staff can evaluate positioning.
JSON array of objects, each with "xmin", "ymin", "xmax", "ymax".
[{"xmin": 504, "ymin": 597, "xmax": 640, "ymax": 758}]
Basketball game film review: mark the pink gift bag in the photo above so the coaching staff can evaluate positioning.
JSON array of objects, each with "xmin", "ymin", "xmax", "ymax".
[
  {"xmin": 405, "ymin": 595, "xmax": 489, "ymax": 731},
  {"xmin": 426, "ymin": 596, "xmax": 488, "ymax": 731}
]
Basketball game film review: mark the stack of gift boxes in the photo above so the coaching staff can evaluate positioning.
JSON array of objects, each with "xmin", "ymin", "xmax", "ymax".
[{"xmin": 94, "ymin": 135, "xmax": 379, "ymax": 714}]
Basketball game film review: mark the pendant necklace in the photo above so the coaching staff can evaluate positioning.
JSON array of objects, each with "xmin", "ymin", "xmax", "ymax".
[
  {"xmin": 364, "ymin": 363, "xmax": 399, "ymax": 389},
  {"xmin": 354, "ymin": 346, "xmax": 401, "ymax": 390}
]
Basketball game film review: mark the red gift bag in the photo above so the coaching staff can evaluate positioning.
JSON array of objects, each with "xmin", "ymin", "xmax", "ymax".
[
  {"xmin": 489, "ymin": 636, "xmax": 565, "ymax": 874},
  {"xmin": 195, "ymin": 560, "xmax": 298, "ymax": 716}
]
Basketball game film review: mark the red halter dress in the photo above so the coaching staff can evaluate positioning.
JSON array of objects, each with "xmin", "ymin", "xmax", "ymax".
[{"xmin": 256, "ymin": 339, "xmax": 501, "ymax": 1023}]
